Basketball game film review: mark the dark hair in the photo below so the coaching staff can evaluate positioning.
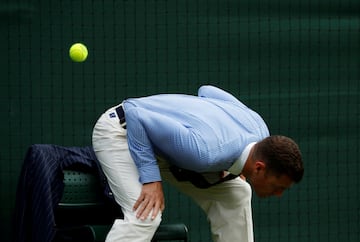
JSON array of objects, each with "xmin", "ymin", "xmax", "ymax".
[{"xmin": 253, "ymin": 135, "xmax": 304, "ymax": 183}]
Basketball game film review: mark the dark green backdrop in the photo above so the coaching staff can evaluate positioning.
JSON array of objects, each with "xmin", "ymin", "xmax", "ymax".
[{"xmin": 1, "ymin": 0, "xmax": 359, "ymax": 241}]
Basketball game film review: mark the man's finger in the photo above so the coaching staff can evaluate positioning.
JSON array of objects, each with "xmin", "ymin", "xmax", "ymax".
[
  {"xmin": 136, "ymin": 198, "xmax": 150, "ymax": 219},
  {"xmin": 151, "ymin": 202, "xmax": 161, "ymax": 220},
  {"xmin": 138, "ymin": 199, "xmax": 156, "ymax": 220},
  {"xmin": 133, "ymin": 194, "xmax": 145, "ymax": 211}
]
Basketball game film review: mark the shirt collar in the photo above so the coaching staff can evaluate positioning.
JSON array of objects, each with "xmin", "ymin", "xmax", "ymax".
[{"xmin": 228, "ymin": 142, "xmax": 256, "ymax": 175}]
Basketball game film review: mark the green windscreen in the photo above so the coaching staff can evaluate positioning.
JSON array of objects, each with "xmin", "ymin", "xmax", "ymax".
[{"xmin": 1, "ymin": 1, "xmax": 359, "ymax": 241}]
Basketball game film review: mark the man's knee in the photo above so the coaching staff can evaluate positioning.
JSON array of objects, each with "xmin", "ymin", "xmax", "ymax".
[
  {"xmin": 147, "ymin": 213, "xmax": 162, "ymax": 230},
  {"xmin": 226, "ymin": 178, "xmax": 252, "ymax": 204},
  {"xmin": 106, "ymin": 213, "xmax": 162, "ymax": 241},
  {"xmin": 240, "ymin": 180, "xmax": 252, "ymax": 201},
  {"xmin": 127, "ymin": 211, "xmax": 162, "ymax": 232}
]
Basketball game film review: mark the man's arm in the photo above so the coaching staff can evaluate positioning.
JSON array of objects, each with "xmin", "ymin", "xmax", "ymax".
[
  {"xmin": 125, "ymin": 104, "xmax": 208, "ymax": 221},
  {"xmin": 125, "ymin": 106, "xmax": 211, "ymax": 184}
]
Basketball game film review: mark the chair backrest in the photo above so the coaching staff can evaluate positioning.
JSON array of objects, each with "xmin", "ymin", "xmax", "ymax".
[
  {"xmin": 56, "ymin": 169, "xmax": 123, "ymax": 227},
  {"xmin": 60, "ymin": 170, "xmax": 104, "ymax": 206}
]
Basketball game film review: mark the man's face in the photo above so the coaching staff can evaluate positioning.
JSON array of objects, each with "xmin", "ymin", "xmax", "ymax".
[{"xmin": 249, "ymin": 162, "xmax": 294, "ymax": 198}]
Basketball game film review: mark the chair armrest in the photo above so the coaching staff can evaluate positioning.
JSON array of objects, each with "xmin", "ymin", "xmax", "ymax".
[{"xmin": 152, "ymin": 223, "xmax": 189, "ymax": 242}]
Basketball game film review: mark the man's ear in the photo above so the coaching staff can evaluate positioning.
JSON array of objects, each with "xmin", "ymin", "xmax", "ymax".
[{"xmin": 254, "ymin": 161, "xmax": 266, "ymax": 173}]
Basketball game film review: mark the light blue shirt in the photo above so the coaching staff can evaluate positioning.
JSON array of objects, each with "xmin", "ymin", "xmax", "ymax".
[{"xmin": 123, "ymin": 85, "xmax": 269, "ymax": 184}]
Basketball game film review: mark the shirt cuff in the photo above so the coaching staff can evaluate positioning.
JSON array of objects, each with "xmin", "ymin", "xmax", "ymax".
[{"xmin": 138, "ymin": 165, "xmax": 162, "ymax": 184}]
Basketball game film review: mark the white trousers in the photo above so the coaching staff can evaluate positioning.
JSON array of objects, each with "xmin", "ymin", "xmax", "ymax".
[{"xmin": 92, "ymin": 105, "xmax": 254, "ymax": 242}]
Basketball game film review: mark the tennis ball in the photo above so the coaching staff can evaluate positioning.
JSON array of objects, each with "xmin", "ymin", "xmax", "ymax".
[{"xmin": 69, "ymin": 43, "xmax": 88, "ymax": 62}]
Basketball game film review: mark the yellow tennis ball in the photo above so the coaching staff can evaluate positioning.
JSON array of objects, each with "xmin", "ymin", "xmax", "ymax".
[{"xmin": 69, "ymin": 43, "xmax": 88, "ymax": 62}]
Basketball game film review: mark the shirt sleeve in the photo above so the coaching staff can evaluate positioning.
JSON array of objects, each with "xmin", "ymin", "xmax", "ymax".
[
  {"xmin": 198, "ymin": 85, "xmax": 243, "ymax": 105},
  {"xmin": 124, "ymin": 106, "xmax": 207, "ymax": 184}
]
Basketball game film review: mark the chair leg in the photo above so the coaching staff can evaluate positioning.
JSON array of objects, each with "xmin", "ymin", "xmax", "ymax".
[{"xmin": 54, "ymin": 225, "xmax": 95, "ymax": 242}]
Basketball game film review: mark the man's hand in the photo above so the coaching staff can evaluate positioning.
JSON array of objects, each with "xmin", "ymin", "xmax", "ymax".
[{"xmin": 133, "ymin": 181, "xmax": 165, "ymax": 221}]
